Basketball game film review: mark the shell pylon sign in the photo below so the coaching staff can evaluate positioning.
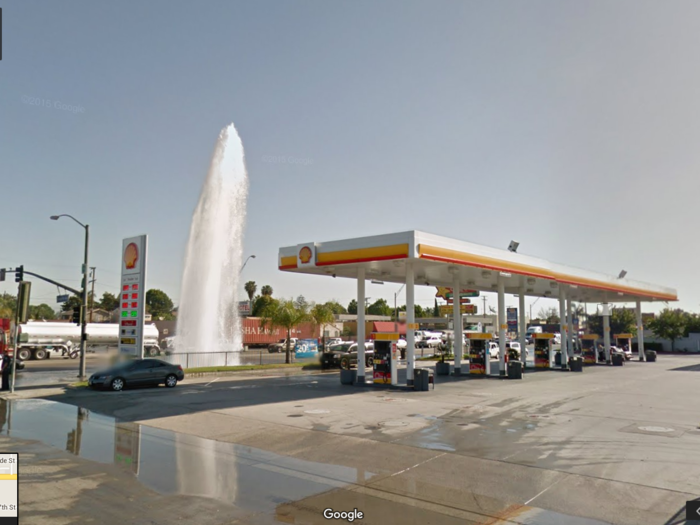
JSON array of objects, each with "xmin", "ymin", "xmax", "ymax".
[{"xmin": 119, "ymin": 235, "xmax": 148, "ymax": 358}]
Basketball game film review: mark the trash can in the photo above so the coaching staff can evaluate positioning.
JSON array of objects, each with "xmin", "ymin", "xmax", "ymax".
[
  {"xmin": 568, "ymin": 356, "xmax": 583, "ymax": 372},
  {"xmin": 554, "ymin": 351, "xmax": 562, "ymax": 367},
  {"xmin": 340, "ymin": 369, "xmax": 357, "ymax": 385},
  {"xmin": 645, "ymin": 350, "xmax": 657, "ymax": 362},
  {"xmin": 507, "ymin": 360, "xmax": 522, "ymax": 379},
  {"xmin": 612, "ymin": 353, "xmax": 624, "ymax": 366},
  {"xmin": 414, "ymin": 369, "xmax": 430, "ymax": 391},
  {"xmin": 435, "ymin": 361, "xmax": 450, "ymax": 376}
]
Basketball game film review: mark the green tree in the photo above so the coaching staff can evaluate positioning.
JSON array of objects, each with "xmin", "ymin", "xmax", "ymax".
[
  {"xmin": 145, "ymin": 289, "xmax": 174, "ymax": 319},
  {"xmin": 0, "ymin": 293, "xmax": 16, "ymax": 319},
  {"xmin": 98, "ymin": 292, "xmax": 119, "ymax": 311},
  {"xmin": 311, "ymin": 303, "xmax": 336, "ymax": 348},
  {"xmin": 587, "ymin": 307, "xmax": 637, "ymax": 338},
  {"xmin": 648, "ymin": 308, "xmax": 687, "ymax": 351},
  {"xmin": 251, "ymin": 295, "xmax": 277, "ymax": 317},
  {"xmin": 28, "ymin": 304, "xmax": 56, "ymax": 320},
  {"xmin": 259, "ymin": 299, "xmax": 312, "ymax": 364},
  {"xmin": 537, "ymin": 307, "xmax": 560, "ymax": 324},
  {"xmin": 324, "ymin": 300, "xmax": 347, "ymax": 315},
  {"xmin": 433, "ymin": 299, "xmax": 439, "ymax": 317},
  {"xmin": 367, "ymin": 298, "xmax": 392, "ymax": 316},
  {"xmin": 62, "ymin": 294, "xmax": 83, "ymax": 313},
  {"xmin": 261, "ymin": 285, "xmax": 273, "ymax": 297},
  {"xmin": 347, "ymin": 299, "xmax": 358, "ymax": 315},
  {"xmin": 684, "ymin": 312, "xmax": 700, "ymax": 336},
  {"xmin": 244, "ymin": 281, "xmax": 257, "ymax": 301}
]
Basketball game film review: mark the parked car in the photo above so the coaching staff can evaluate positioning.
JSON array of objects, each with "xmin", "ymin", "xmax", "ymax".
[
  {"xmin": 339, "ymin": 342, "xmax": 375, "ymax": 370},
  {"xmin": 319, "ymin": 341, "xmax": 354, "ymax": 369},
  {"xmin": 88, "ymin": 358, "xmax": 184, "ymax": 391},
  {"xmin": 488, "ymin": 342, "xmax": 500, "ymax": 359},
  {"xmin": 506, "ymin": 341, "xmax": 526, "ymax": 358},
  {"xmin": 268, "ymin": 338, "xmax": 298, "ymax": 353},
  {"xmin": 417, "ymin": 336, "xmax": 441, "ymax": 349}
]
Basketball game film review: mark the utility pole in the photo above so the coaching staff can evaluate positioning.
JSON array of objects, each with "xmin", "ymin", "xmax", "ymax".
[
  {"xmin": 89, "ymin": 267, "xmax": 96, "ymax": 323},
  {"xmin": 482, "ymin": 296, "xmax": 487, "ymax": 332}
]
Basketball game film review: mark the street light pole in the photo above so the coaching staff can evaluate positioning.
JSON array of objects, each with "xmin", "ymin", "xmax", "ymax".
[
  {"xmin": 81, "ymin": 225, "xmax": 89, "ymax": 380},
  {"xmin": 51, "ymin": 214, "xmax": 89, "ymax": 380},
  {"xmin": 240, "ymin": 255, "xmax": 256, "ymax": 274}
]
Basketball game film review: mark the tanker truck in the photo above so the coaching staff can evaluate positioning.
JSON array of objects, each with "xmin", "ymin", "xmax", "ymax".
[{"xmin": 16, "ymin": 322, "xmax": 160, "ymax": 360}]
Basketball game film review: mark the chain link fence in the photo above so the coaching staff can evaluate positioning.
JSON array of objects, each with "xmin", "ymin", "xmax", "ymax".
[{"xmin": 163, "ymin": 349, "xmax": 307, "ymax": 369}]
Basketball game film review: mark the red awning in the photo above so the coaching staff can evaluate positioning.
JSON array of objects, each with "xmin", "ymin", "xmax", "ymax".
[{"xmin": 372, "ymin": 321, "xmax": 406, "ymax": 336}]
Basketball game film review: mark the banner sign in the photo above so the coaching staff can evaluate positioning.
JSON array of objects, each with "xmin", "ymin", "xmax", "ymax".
[{"xmin": 507, "ymin": 307, "xmax": 518, "ymax": 333}]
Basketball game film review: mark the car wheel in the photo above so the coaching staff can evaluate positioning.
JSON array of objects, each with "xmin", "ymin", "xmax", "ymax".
[
  {"xmin": 111, "ymin": 378, "xmax": 125, "ymax": 392},
  {"xmin": 34, "ymin": 349, "xmax": 47, "ymax": 360},
  {"xmin": 340, "ymin": 357, "xmax": 351, "ymax": 370},
  {"xmin": 165, "ymin": 374, "xmax": 178, "ymax": 388},
  {"xmin": 148, "ymin": 347, "xmax": 158, "ymax": 357},
  {"xmin": 18, "ymin": 349, "xmax": 31, "ymax": 361},
  {"xmin": 366, "ymin": 356, "xmax": 374, "ymax": 367}
]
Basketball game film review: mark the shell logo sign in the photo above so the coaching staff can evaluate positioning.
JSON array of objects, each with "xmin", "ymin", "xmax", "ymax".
[
  {"xmin": 296, "ymin": 243, "xmax": 316, "ymax": 267},
  {"xmin": 299, "ymin": 246, "xmax": 313, "ymax": 264},
  {"xmin": 124, "ymin": 243, "xmax": 139, "ymax": 270}
]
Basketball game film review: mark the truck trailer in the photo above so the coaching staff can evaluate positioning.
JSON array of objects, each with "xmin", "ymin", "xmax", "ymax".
[{"xmin": 17, "ymin": 322, "xmax": 160, "ymax": 360}]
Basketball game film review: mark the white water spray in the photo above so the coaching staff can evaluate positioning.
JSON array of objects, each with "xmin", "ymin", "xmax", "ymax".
[{"xmin": 175, "ymin": 124, "xmax": 248, "ymax": 366}]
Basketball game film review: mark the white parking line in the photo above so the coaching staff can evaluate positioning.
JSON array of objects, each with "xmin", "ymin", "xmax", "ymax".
[{"xmin": 205, "ymin": 378, "xmax": 220, "ymax": 387}]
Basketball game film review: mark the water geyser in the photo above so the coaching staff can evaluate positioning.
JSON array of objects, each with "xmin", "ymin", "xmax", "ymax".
[{"xmin": 175, "ymin": 124, "xmax": 248, "ymax": 366}]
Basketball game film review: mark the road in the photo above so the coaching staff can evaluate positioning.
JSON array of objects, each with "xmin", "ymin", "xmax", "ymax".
[{"xmin": 2, "ymin": 353, "xmax": 698, "ymax": 524}]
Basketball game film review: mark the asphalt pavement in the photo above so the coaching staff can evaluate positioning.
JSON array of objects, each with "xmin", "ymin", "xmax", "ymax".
[{"xmin": 2, "ymin": 353, "xmax": 699, "ymax": 524}]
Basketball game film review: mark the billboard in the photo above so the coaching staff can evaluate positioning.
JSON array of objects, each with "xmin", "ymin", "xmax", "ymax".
[
  {"xmin": 119, "ymin": 235, "xmax": 148, "ymax": 358},
  {"xmin": 439, "ymin": 304, "xmax": 477, "ymax": 316},
  {"xmin": 435, "ymin": 287, "xmax": 479, "ymax": 299},
  {"xmin": 238, "ymin": 300, "xmax": 251, "ymax": 317}
]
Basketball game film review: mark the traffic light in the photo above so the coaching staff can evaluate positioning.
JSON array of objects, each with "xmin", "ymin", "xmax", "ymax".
[
  {"xmin": 71, "ymin": 307, "xmax": 82, "ymax": 325},
  {"xmin": 0, "ymin": 269, "xmax": 5, "ymax": 282},
  {"xmin": 15, "ymin": 265, "xmax": 23, "ymax": 283}
]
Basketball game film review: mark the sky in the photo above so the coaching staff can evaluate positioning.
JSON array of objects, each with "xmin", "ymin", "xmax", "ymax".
[{"xmin": 1, "ymin": 0, "xmax": 699, "ymax": 317}]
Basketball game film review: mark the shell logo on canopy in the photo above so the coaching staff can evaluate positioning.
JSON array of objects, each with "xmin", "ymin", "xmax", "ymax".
[
  {"xmin": 124, "ymin": 243, "xmax": 139, "ymax": 270},
  {"xmin": 299, "ymin": 246, "xmax": 312, "ymax": 263},
  {"xmin": 296, "ymin": 243, "xmax": 316, "ymax": 267}
]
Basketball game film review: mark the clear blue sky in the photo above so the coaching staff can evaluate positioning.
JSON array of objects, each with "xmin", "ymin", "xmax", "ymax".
[{"xmin": 2, "ymin": 1, "xmax": 699, "ymax": 316}]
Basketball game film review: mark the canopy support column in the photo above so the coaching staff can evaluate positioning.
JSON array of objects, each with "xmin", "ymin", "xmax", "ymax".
[
  {"xmin": 498, "ymin": 275, "xmax": 506, "ymax": 377},
  {"xmin": 453, "ymin": 274, "xmax": 462, "ymax": 375},
  {"xmin": 636, "ymin": 300, "xmax": 645, "ymax": 361},
  {"xmin": 356, "ymin": 267, "xmax": 366, "ymax": 384},
  {"xmin": 406, "ymin": 263, "xmax": 415, "ymax": 386},
  {"xmin": 519, "ymin": 285, "xmax": 526, "ymax": 367}
]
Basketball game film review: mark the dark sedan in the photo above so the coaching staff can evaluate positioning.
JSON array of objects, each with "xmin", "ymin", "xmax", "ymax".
[{"xmin": 89, "ymin": 358, "xmax": 184, "ymax": 391}]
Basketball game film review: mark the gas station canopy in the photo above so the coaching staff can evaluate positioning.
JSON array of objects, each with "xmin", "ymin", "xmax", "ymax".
[{"xmin": 278, "ymin": 230, "xmax": 677, "ymax": 304}]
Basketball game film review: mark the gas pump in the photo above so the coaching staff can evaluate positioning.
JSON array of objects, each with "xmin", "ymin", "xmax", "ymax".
[
  {"xmin": 614, "ymin": 333, "xmax": 632, "ymax": 358},
  {"xmin": 371, "ymin": 333, "xmax": 398, "ymax": 386},
  {"xmin": 467, "ymin": 333, "xmax": 489, "ymax": 375},
  {"xmin": 533, "ymin": 333, "xmax": 554, "ymax": 368},
  {"xmin": 581, "ymin": 334, "xmax": 598, "ymax": 365}
]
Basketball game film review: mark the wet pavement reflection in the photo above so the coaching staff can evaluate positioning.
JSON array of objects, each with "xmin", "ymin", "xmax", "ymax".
[{"xmin": 0, "ymin": 398, "xmax": 375, "ymax": 517}]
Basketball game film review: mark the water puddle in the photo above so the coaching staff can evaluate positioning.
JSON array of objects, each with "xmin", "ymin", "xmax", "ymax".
[{"xmin": 0, "ymin": 398, "xmax": 375, "ymax": 514}]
